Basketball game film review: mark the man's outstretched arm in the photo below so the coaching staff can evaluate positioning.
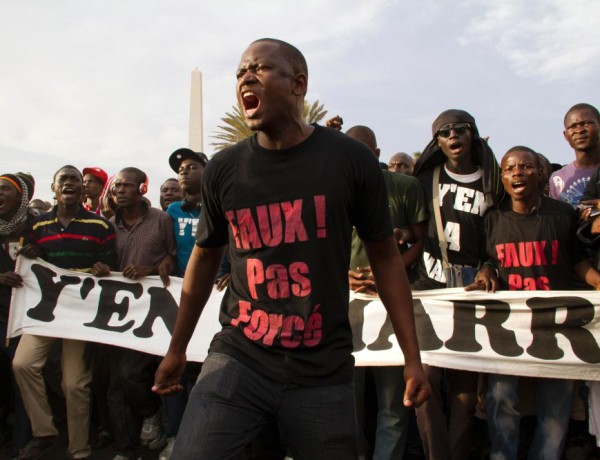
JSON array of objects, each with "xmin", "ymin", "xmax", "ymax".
[
  {"xmin": 364, "ymin": 237, "xmax": 430, "ymax": 407},
  {"xmin": 152, "ymin": 244, "xmax": 227, "ymax": 395}
]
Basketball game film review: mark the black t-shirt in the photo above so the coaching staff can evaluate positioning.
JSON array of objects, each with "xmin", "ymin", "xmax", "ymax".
[
  {"xmin": 416, "ymin": 165, "xmax": 488, "ymax": 288},
  {"xmin": 484, "ymin": 196, "xmax": 587, "ymax": 290},
  {"xmin": 196, "ymin": 124, "xmax": 392, "ymax": 385}
]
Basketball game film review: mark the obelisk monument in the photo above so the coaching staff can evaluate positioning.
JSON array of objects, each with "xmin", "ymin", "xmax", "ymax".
[{"xmin": 188, "ymin": 68, "xmax": 204, "ymax": 152}]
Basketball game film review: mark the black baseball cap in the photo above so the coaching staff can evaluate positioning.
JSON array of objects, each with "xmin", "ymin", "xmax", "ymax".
[{"xmin": 169, "ymin": 148, "xmax": 209, "ymax": 172}]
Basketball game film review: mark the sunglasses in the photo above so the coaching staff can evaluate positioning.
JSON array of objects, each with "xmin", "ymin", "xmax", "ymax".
[{"xmin": 436, "ymin": 123, "xmax": 471, "ymax": 138}]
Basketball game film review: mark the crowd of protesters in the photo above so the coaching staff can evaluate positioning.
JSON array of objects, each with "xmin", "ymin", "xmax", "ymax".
[{"xmin": 1, "ymin": 37, "xmax": 600, "ymax": 460}]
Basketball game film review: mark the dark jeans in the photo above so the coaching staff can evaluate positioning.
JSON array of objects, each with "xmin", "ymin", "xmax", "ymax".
[
  {"xmin": 487, "ymin": 375, "xmax": 573, "ymax": 460},
  {"xmin": 173, "ymin": 352, "xmax": 358, "ymax": 460},
  {"xmin": 355, "ymin": 366, "xmax": 409, "ymax": 460},
  {"xmin": 89, "ymin": 343, "xmax": 113, "ymax": 436},
  {"xmin": 106, "ymin": 346, "xmax": 161, "ymax": 457}
]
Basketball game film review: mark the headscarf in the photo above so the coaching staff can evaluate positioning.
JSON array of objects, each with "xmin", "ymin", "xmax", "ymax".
[
  {"xmin": 413, "ymin": 109, "xmax": 503, "ymax": 207},
  {"xmin": 0, "ymin": 174, "xmax": 32, "ymax": 235}
]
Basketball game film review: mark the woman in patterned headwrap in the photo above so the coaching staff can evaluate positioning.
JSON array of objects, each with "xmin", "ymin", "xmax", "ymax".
[{"xmin": 0, "ymin": 173, "xmax": 35, "ymax": 457}]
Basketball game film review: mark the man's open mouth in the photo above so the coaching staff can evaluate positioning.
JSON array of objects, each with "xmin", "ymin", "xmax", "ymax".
[
  {"xmin": 512, "ymin": 181, "xmax": 527, "ymax": 192},
  {"xmin": 241, "ymin": 92, "xmax": 260, "ymax": 113}
]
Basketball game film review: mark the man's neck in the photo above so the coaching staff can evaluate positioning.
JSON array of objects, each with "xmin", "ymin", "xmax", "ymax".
[
  {"xmin": 56, "ymin": 203, "xmax": 80, "ymax": 225},
  {"xmin": 85, "ymin": 197, "xmax": 99, "ymax": 210},
  {"xmin": 256, "ymin": 122, "xmax": 314, "ymax": 150},
  {"xmin": 511, "ymin": 195, "xmax": 541, "ymax": 215},
  {"xmin": 445, "ymin": 159, "xmax": 477, "ymax": 175},
  {"xmin": 120, "ymin": 203, "xmax": 143, "ymax": 224},
  {"xmin": 184, "ymin": 193, "xmax": 201, "ymax": 206},
  {"xmin": 574, "ymin": 147, "xmax": 600, "ymax": 168}
]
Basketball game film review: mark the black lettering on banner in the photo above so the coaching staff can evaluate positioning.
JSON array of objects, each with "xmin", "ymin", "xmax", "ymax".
[
  {"xmin": 133, "ymin": 287, "xmax": 179, "ymax": 338},
  {"xmin": 79, "ymin": 277, "xmax": 95, "ymax": 299},
  {"xmin": 349, "ymin": 298, "xmax": 371, "ymax": 352},
  {"xmin": 28, "ymin": 263, "xmax": 81, "ymax": 322},
  {"xmin": 367, "ymin": 315, "xmax": 395, "ymax": 351},
  {"xmin": 526, "ymin": 296, "xmax": 600, "ymax": 363},
  {"xmin": 445, "ymin": 300, "xmax": 524, "ymax": 357},
  {"xmin": 413, "ymin": 299, "xmax": 443, "ymax": 351},
  {"xmin": 83, "ymin": 280, "xmax": 143, "ymax": 332}
]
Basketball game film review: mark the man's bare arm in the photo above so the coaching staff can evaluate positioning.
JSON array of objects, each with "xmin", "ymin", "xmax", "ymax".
[
  {"xmin": 363, "ymin": 237, "xmax": 430, "ymax": 407},
  {"xmin": 399, "ymin": 221, "xmax": 426, "ymax": 269},
  {"xmin": 153, "ymin": 244, "xmax": 226, "ymax": 395}
]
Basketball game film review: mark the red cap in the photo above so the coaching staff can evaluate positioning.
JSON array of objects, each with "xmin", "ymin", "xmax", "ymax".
[{"xmin": 82, "ymin": 167, "xmax": 108, "ymax": 185}]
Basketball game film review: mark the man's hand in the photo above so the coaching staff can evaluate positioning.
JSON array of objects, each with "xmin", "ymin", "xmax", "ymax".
[
  {"xmin": 18, "ymin": 244, "xmax": 43, "ymax": 259},
  {"xmin": 403, "ymin": 362, "xmax": 430, "ymax": 408},
  {"xmin": 0, "ymin": 271, "xmax": 23, "ymax": 288},
  {"xmin": 122, "ymin": 264, "xmax": 152, "ymax": 280},
  {"xmin": 216, "ymin": 273, "xmax": 231, "ymax": 291},
  {"xmin": 465, "ymin": 265, "xmax": 498, "ymax": 293},
  {"xmin": 393, "ymin": 228, "xmax": 412, "ymax": 247},
  {"xmin": 152, "ymin": 352, "xmax": 187, "ymax": 396},
  {"xmin": 91, "ymin": 262, "xmax": 111, "ymax": 277},
  {"xmin": 158, "ymin": 256, "xmax": 174, "ymax": 287},
  {"xmin": 349, "ymin": 267, "xmax": 377, "ymax": 295},
  {"xmin": 580, "ymin": 200, "xmax": 600, "ymax": 221},
  {"xmin": 325, "ymin": 115, "xmax": 343, "ymax": 131}
]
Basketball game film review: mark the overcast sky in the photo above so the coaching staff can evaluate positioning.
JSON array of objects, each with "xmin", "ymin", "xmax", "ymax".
[{"xmin": 1, "ymin": 0, "xmax": 599, "ymax": 204}]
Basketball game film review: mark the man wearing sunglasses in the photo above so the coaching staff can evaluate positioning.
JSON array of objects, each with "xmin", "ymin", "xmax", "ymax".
[{"xmin": 411, "ymin": 110, "xmax": 503, "ymax": 460}]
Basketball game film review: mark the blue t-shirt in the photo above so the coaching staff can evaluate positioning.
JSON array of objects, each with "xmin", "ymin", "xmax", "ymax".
[{"xmin": 166, "ymin": 200, "xmax": 200, "ymax": 276}]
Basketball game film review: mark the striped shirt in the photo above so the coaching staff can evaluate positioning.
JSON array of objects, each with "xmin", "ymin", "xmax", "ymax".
[{"xmin": 28, "ymin": 205, "xmax": 117, "ymax": 272}]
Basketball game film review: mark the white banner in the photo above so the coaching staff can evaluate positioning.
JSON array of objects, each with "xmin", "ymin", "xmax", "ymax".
[{"xmin": 8, "ymin": 257, "xmax": 600, "ymax": 380}]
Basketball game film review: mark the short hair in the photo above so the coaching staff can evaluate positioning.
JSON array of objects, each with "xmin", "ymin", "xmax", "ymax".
[
  {"xmin": 564, "ymin": 103, "xmax": 600, "ymax": 125},
  {"xmin": 390, "ymin": 152, "xmax": 415, "ymax": 165},
  {"xmin": 537, "ymin": 152, "xmax": 551, "ymax": 171},
  {"xmin": 162, "ymin": 178, "xmax": 179, "ymax": 186},
  {"xmin": 53, "ymin": 165, "xmax": 82, "ymax": 182},
  {"xmin": 252, "ymin": 38, "xmax": 308, "ymax": 77},
  {"xmin": 119, "ymin": 167, "xmax": 147, "ymax": 186},
  {"xmin": 504, "ymin": 146, "xmax": 540, "ymax": 167},
  {"xmin": 346, "ymin": 125, "xmax": 377, "ymax": 152}
]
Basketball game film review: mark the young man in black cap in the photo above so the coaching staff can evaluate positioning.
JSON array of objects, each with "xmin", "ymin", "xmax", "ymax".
[
  {"xmin": 153, "ymin": 38, "xmax": 429, "ymax": 460},
  {"xmin": 159, "ymin": 148, "xmax": 208, "ymax": 460},
  {"xmin": 167, "ymin": 149, "xmax": 208, "ymax": 277}
]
